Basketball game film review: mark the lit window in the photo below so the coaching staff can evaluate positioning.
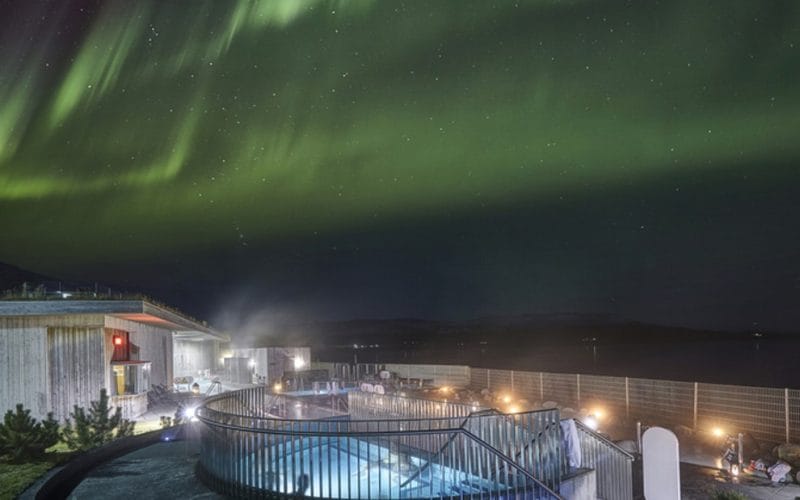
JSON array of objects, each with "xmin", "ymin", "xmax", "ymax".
[{"xmin": 111, "ymin": 362, "xmax": 151, "ymax": 395}]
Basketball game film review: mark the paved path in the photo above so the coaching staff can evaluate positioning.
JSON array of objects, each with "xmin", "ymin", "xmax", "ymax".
[{"xmin": 69, "ymin": 440, "xmax": 220, "ymax": 500}]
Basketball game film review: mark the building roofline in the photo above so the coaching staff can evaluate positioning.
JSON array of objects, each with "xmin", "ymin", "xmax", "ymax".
[{"xmin": 0, "ymin": 300, "xmax": 229, "ymax": 342}]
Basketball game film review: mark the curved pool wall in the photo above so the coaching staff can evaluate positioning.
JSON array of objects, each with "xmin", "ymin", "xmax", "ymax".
[{"xmin": 196, "ymin": 386, "xmax": 563, "ymax": 499}]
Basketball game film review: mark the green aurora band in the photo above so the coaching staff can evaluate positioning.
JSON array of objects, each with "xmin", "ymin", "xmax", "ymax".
[{"xmin": 0, "ymin": 0, "xmax": 798, "ymax": 275}]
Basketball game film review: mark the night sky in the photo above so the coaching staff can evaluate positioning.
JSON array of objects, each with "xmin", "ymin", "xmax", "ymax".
[{"xmin": 1, "ymin": 1, "xmax": 799, "ymax": 332}]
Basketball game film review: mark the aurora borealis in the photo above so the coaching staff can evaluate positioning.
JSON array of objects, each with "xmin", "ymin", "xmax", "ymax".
[{"xmin": 1, "ymin": 1, "xmax": 799, "ymax": 330}]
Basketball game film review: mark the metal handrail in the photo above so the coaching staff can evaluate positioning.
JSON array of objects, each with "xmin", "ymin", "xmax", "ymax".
[
  {"xmin": 571, "ymin": 418, "xmax": 634, "ymax": 500},
  {"xmin": 490, "ymin": 415, "xmax": 560, "ymax": 482},
  {"xmin": 355, "ymin": 388, "xmax": 480, "ymax": 409},
  {"xmin": 573, "ymin": 419, "xmax": 635, "ymax": 460},
  {"xmin": 197, "ymin": 409, "xmax": 474, "ymax": 436},
  {"xmin": 399, "ymin": 408, "xmax": 501, "ymax": 488},
  {"xmin": 460, "ymin": 429, "xmax": 563, "ymax": 500},
  {"xmin": 202, "ymin": 388, "xmax": 555, "ymax": 426}
]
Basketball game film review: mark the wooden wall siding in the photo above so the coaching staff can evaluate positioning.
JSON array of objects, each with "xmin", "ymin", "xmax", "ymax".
[
  {"xmin": 103, "ymin": 329, "xmax": 116, "ymax": 393},
  {"xmin": 0, "ymin": 324, "xmax": 49, "ymax": 419},
  {"xmin": 0, "ymin": 314, "xmax": 105, "ymax": 329},
  {"xmin": 174, "ymin": 340, "xmax": 218, "ymax": 378},
  {"xmin": 48, "ymin": 326, "xmax": 106, "ymax": 421},
  {"xmin": 103, "ymin": 317, "xmax": 172, "ymax": 388}
]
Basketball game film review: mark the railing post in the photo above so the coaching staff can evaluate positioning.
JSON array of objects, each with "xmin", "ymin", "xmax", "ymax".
[
  {"xmin": 738, "ymin": 433, "xmax": 744, "ymax": 466},
  {"xmin": 576, "ymin": 374, "xmax": 581, "ymax": 405},
  {"xmin": 636, "ymin": 421, "xmax": 642, "ymax": 453},
  {"xmin": 511, "ymin": 370, "xmax": 515, "ymax": 393},
  {"xmin": 625, "ymin": 377, "xmax": 630, "ymax": 418},
  {"xmin": 786, "ymin": 388, "xmax": 790, "ymax": 443},
  {"xmin": 693, "ymin": 382, "xmax": 699, "ymax": 429},
  {"xmin": 487, "ymin": 369, "xmax": 491, "ymax": 390}
]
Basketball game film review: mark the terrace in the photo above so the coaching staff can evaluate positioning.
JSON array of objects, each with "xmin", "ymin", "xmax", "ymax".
[{"xmin": 195, "ymin": 386, "xmax": 633, "ymax": 499}]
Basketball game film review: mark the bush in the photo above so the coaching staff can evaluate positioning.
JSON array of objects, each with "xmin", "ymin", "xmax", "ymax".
[
  {"xmin": 62, "ymin": 389, "xmax": 136, "ymax": 452},
  {"xmin": 0, "ymin": 405, "xmax": 60, "ymax": 463}
]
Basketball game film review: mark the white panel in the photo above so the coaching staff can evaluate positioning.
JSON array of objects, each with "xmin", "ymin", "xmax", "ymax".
[{"xmin": 643, "ymin": 426, "xmax": 681, "ymax": 500}]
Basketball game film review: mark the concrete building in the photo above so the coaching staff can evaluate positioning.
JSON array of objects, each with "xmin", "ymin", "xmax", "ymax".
[
  {"xmin": 228, "ymin": 347, "xmax": 310, "ymax": 385},
  {"xmin": 0, "ymin": 300, "xmax": 227, "ymax": 420}
]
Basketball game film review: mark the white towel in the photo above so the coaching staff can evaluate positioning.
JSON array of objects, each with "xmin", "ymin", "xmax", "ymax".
[{"xmin": 560, "ymin": 418, "xmax": 582, "ymax": 468}]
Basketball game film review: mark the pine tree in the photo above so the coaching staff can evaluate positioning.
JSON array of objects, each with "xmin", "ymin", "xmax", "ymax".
[
  {"xmin": 62, "ymin": 389, "xmax": 136, "ymax": 451},
  {"xmin": 0, "ymin": 404, "xmax": 60, "ymax": 462}
]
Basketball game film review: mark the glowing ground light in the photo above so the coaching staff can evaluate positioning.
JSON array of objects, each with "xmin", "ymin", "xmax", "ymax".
[
  {"xmin": 184, "ymin": 407, "xmax": 199, "ymax": 422},
  {"xmin": 712, "ymin": 427, "xmax": 725, "ymax": 437}
]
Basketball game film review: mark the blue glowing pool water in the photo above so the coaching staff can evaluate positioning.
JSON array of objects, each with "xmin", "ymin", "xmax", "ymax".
[{"xmin": 241, "ymin": 436, "xmax": 506, "ymax": 498}]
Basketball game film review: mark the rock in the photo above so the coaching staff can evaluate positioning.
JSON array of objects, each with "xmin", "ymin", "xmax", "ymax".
[
  {"xmin": 776, "ymin": 443, "xmax": 800, "ymax": 468},
  {"xmin": 542, "ymin": 400, "xmax": 558, "ymax": 409},
  {"xmin": 760, "ymin": 442, "xmax": 779, "ymax": 459},
  {"xmin": 673, "ymin": 425, "xmax": 694, "ymax": 439}
]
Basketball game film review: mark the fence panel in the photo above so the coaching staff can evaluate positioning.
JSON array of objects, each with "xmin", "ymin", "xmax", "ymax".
[
  {"xmin": 514, "ymin": 370, "xmax": 542, "ymax": 402},
  {"xmin": 698, "ymin": 383, "xmax": 786, "ymax": 443},
  {"xmin": 628, "ymin": 378, "xmax": 694, "ymax": 428},
  {"xmin": 579, "ymin": 375, "xmax": 627, "ymax": 414},
  {"xmin": 470, "ymin": 367, "xmax": 488, "ymax": 391},
  {"xmin": 791, "ymin": 389, "xmax": 800, "ymax": 443},
  {"xmin": 487, "ymin": 369, "xmax": 513, "ymax": 393},
  {"xmin": 541, "ymin": 372, "xmax": 578, "ymax": 408},
  {"xmin": 354, "ymin": 363, "xmax": 800, "ymax": 444},
  {"xmin": 381, "ymin": 363, "xmax": 471, "ymax": 388}
]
